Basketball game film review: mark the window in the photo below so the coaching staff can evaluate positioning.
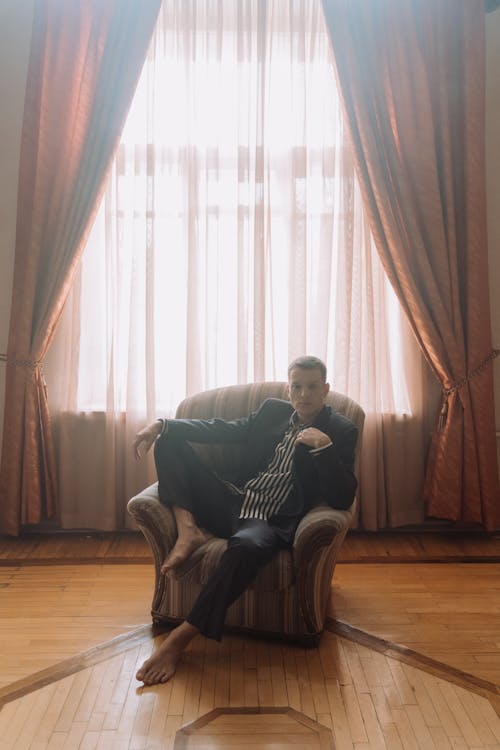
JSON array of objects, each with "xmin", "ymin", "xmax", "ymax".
[{"xmin": 68, "ymin": 0, "xmax": 411, "ymax": 417}]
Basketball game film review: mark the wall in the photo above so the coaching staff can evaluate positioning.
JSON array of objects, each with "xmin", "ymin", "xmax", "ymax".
[
  {"xmin": 0, "ymin": 1, "xmax": 34, "ymax": 457},
  {"xmin": 0, "ymin": 4, "xmax": 499, "ymax": 470}
]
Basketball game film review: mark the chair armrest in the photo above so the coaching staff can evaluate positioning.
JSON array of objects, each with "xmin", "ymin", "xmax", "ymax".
[
  {"xmin": 293, "ymin": 503, "xmax": 356, "ymax": 633},
  {"xmin": 293, "ymin": 504, "xmax": 354, "ymax": 565},
  {"xmin": 127, "ymin": 483, "xmax": 177, "ymax": 572}
]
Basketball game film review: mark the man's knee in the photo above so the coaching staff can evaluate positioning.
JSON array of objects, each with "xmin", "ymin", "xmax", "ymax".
[
  {"xmin": 155, "ymin": 432, "xmax": 183, "ymax": 459},
  {"xmin": 154, "ymin": 435, "xmax": 196, "ymax": 477},
  {"xmin": 227, "ymin": 523, "xmax": 278, "ymax": 562}
]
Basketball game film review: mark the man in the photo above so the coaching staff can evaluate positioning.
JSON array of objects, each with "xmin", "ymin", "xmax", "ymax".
[{"xmin": 132, "ymin": 355, "xmax": 358, "ymax": 685}]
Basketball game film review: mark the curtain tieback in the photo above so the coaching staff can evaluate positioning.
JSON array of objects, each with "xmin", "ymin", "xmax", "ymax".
[
  {"xmin": 0, "ymin": 353, "xmax": 42, "ymax": 369},
  {"xmin": 438, "ymin": 348, "xmax": 500, "ymax": 431}
]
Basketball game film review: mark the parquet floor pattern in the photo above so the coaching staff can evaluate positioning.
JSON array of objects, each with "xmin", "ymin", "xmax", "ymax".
[
  {"xmin": 0, "ymin": 533, "xmax": 499, "ymax": 749},
  {"xmin": 1, "ymin": 624, "xmax": 500, "ymax": 749},
  {"xmin": 329, "ymin": 563, "xmax": 500, "ymax": 688},
  {"xmin": 173, "ymin": 708, "xmax": 336, "ymax": 749},
  {"xmin": 0, "ymin": 565, "xmax": 153, "ymax": 688}
]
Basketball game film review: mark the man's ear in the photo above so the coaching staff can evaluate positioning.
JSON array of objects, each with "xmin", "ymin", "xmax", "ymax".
[{"xmin": 324, "ymin": 382, "xmax": 330, "ymax": 398}]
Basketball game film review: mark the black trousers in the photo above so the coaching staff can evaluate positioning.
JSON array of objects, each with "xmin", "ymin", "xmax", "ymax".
[{"xmin": 154, "ymin": 434, "xmax": 285, "ymax": 640}]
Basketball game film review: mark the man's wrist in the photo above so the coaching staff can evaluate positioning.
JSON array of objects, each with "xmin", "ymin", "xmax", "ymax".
[
  {"xmin": 310, "ymin": 441, "xmax": 332, "ymax": 454},
  {"xmin": 156, "ymin": 418, "xmax": 169, "ymax": 437}
]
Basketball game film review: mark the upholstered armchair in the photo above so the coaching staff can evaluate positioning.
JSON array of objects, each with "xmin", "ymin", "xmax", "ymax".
[{"xmin": 128, "ymin": 382, "xmax": 364, "ymax": 646}]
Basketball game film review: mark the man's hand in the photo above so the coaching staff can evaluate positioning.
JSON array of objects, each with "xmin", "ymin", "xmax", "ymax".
[
  {"xmin": 295, "ymin": 427, "xmax": 332, "ymax": 450},
  {"xmin": 133, "ymin": 420, "xmax": 163, "ymax": 460}
]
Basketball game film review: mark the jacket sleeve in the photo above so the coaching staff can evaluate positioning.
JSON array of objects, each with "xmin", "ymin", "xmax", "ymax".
[
  {"xmin": 162, "ymin": 397, "xmax": 291, "ymax": 446},
  {"xmin": 163, "ymin": 412, "xmax": 253, "ymax": 444},
  {"xmin": 309, "ymin": 422, "xmax": 358, "ymax": 509}
]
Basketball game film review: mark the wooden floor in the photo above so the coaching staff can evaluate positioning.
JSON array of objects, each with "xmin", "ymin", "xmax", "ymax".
[
  {"xmin": 2, "ymin": 623, "xmax": 500, "ymax": 750},
  {"xmin": 0, "ymin": 531, "xmax": 499, "ymax": 749},
  {"xmin": 330, "ymin": 563, "xmax": 500, "ymax": 686},
  {"xmin": 0, "ymin": 533, "xmax": 152, "ymax": 565},
  {"xmin": 0, "ymin": 565, "xmax": 153, "ymax": 689},
  {"xmin": 1, "ymin": 529, "xmax": 499, "ymax": 565}
]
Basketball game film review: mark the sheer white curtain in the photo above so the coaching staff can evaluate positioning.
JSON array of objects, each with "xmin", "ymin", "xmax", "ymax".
[{"xmin": 45, "ymin": 0, "xmax": 436, "ymax": 531}]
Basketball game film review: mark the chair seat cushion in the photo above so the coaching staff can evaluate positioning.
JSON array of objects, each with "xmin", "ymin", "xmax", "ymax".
[{"xmin": 170, "ymin": 537, "xmax": 295, "ymax": 591}]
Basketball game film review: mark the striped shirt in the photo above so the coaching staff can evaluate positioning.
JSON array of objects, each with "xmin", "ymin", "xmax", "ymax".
[{"xmin": 236, "ymin": 412, "xmax": 334, "ymax": 521}]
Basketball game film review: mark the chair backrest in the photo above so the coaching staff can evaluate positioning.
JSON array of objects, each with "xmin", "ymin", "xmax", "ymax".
[{"xmin": 175, "ymin": 382, "xmax": 365, "ymax": 476}]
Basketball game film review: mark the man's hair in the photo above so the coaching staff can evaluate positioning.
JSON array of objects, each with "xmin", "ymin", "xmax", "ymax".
[{"xmin": 287, "ymin": 355, "xmax": 327, "ymax": 382}]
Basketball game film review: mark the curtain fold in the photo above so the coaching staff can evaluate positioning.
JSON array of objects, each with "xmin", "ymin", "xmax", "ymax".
[
  {"xmin": 0, "ymin": 0, "xmax": 162, "ymax": 535},
  {"xmin": 322, "ymin": 0, "xmax": 500, "ymax": 529}
]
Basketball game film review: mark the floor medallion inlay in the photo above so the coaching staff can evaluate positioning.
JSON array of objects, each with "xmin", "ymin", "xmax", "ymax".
[{"xmin": 173, "ymin": 707, "xmax": 335, "ymax": 749}]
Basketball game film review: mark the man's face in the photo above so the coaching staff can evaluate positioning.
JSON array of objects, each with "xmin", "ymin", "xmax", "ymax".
[{"xmin": 287, "ymin": 367, "xmax": 330, "ymax": 423}]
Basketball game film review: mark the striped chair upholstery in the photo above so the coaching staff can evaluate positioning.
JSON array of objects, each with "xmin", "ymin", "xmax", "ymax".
[{"xmin": 127, "ymin": 382, "xmax": 364, "ymax": 646}]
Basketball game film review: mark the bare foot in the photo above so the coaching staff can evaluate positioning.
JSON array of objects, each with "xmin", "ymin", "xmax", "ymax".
[
  {"xmin": 161, "ymin": 529, "xmax": 211, "ymax": 575},
  {"xmin": 136, "ymin": 622, "xmax": 198, "ymax": 686}
]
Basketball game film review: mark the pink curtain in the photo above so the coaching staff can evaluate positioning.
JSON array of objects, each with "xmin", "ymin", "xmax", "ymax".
[
  {"xmin": 322, "ymin": 0, "xmax": 500, "ymax": 529},
  {"xmin": 0, "ymin": 0, "xmax": 161, "ymax": 535}
]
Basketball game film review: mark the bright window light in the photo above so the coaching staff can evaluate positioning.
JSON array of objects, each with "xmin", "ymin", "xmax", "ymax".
[{"xmin": 75, "ymin": 1, "xmax": 411, "ymax": 417}]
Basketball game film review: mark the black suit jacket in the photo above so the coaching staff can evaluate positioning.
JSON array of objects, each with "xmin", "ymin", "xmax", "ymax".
[{"xmin": 167, "ymin": 398, "xmax": 358, "ymax": 541}]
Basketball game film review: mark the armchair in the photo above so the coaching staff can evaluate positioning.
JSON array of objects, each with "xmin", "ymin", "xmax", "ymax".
[{"xmin": 127, "ymin": 382, "xmax": 364, "ymax": 646}]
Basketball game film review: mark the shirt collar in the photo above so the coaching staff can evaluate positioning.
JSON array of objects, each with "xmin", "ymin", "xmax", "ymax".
[
  {"xmin": 290, "ymin": 404, "xmax": 328, "ymax": 430},
  {"xmin": 290, "ymin": 411, "xmax": 312, "ymax": 430}
]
